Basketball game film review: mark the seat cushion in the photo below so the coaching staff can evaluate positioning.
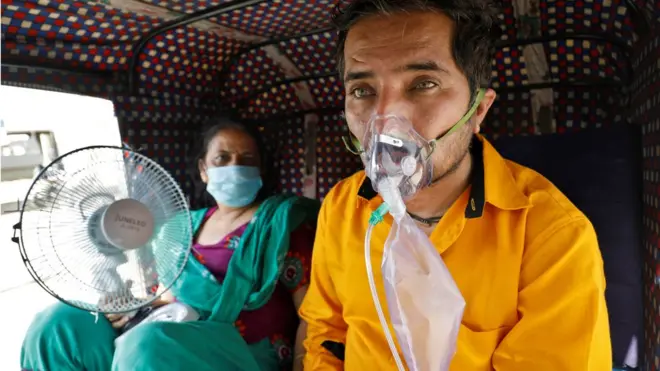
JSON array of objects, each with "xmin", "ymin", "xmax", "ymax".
[{"xmin": 491, "ymin": 125, "xmax": 644, "ymax": 367}]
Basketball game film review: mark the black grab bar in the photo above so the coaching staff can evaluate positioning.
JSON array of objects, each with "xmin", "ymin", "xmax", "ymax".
[{"xmin": 127, "ymin": 0, "xmax": 264, "ymax": 93}]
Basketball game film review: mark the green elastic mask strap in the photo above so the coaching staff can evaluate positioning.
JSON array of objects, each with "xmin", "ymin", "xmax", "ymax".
[
  {"xmin": 342, "ymin": 88, "xmax": 486, "ymax": 156},
  {"xmin": 428, "ymin": 88, "xmax": 486, "ymax": 155},
  {"xmin": 342, "ymin": 134, "xmax": 363, "ymax": 155},
  {"xmin": 436, "ymin": 88, "xmax": 486, "ymax": 140}
]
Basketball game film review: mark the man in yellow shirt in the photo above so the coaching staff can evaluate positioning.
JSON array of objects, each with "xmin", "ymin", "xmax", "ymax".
[{"xmin": 299, "ymin": 0, "xmax": 612, "ymax": 370}]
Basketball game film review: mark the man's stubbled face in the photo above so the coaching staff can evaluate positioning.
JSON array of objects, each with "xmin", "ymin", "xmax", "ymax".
[{"xmin": 342, "ymin": 11, "xmax": 482, "ymax": 181}]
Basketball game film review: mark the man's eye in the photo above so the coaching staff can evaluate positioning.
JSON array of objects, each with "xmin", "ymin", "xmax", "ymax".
[
  {"xmin": 350, "ymin": 87, "xmax": 373, "ymax": 99},
  {"xmin": 414, "ymin": 81, "xmax": 438, "ymax": 90}
]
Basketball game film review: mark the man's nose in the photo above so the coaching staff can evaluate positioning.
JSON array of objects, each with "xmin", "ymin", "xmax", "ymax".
[{"xmin": 374, "ymin": 87, "xmax": 412, "ymax": 117}]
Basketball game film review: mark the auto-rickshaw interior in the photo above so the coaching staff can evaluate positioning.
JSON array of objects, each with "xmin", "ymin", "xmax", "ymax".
[{"xmin": 1, "ymin": 0, "xmax": 659, "ymax": 369}]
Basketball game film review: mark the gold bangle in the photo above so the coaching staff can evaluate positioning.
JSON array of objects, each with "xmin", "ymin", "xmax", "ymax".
[{"xmin": 294, "ymin": 353, "xmax": 306, "ymax": 361}]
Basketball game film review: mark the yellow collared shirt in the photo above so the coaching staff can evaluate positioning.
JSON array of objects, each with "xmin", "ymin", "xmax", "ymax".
[{"xmin": 300, "ymin": 136, "xmax": 611, "ymax": 370}]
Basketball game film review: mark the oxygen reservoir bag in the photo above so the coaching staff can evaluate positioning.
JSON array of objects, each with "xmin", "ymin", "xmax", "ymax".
[{"xmin": 361, "ymin": 112, "xmax": 469, "ymax": 371}]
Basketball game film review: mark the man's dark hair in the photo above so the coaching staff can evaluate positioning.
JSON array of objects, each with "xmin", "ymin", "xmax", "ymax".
[
  {"xmin": 332, "ymin": 0, "xmax": 501, "ymax": 99},
  {"xmin": 187, "ymin": 116, "xmax": 276, "ymax": 208}
]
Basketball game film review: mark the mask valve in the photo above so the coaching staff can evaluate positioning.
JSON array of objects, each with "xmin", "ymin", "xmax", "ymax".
[{"xmin": 400, "ymin": 156, "xmax": 417, "ymax": 177}]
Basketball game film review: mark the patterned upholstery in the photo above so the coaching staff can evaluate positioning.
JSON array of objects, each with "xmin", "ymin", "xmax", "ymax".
[
  {"xmin": 1, "ymin": 0, "xmax": 659, "ymax": 368},
  {"xmin": 633, "ymin": 32, "xmax": 660, "ymax": 371},
  {"xmin": 0, "ymin": 64, "xmax": 111, "ymax": 95},
  {"xmin": 114, "ymin": 93, "xmax": 218, "ymax": 204}
]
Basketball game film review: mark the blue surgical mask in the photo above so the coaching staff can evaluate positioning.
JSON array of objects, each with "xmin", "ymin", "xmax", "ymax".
[{"xmin": 205, "ymin": 165, "xmax": 263, "ymax": 208}]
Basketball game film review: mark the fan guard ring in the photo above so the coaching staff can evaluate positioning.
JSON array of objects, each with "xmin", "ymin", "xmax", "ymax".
[{"xmin": 13, "ymin": 145, "xmax": 193, "ymax": 314}]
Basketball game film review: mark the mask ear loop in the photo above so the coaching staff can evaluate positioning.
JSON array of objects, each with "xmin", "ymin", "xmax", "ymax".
[
  {"xmin": 427, "ymin": 88, "xmax": 487, "ymax": 159},
  {"xmin": 339, "ymin": 111, "xmax": 365, "ymax": 155},
  {"xmin": 342, "ymin": 134, "xmax": 364, "ymax": 155}
]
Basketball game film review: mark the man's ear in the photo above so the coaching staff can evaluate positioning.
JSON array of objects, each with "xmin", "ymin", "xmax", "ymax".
[
  {"xmin": 198, "ymin": 159, "xmax": 208, "ymax": 183},
  {"xmin": 473, "ymin": 88, "xmax": 497, "ymax": 134}
]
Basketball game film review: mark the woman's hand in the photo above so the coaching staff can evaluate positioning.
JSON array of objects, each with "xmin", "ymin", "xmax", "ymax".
[
  {"xmin": 106, "ymin": 313, "xmax": 132, "ymax": 329},
  {"xmin": 104, "ymin": 293, "xmax": 175, "ymax": 329}
]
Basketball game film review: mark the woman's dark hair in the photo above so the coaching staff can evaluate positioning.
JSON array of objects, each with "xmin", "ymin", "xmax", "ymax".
[{"xmin": 188, "ymin": 116, "xmax": 276, "ymax": 208}]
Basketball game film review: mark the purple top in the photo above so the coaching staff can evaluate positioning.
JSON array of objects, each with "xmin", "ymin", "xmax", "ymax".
[{"xmin": 190, "ymin": 206, "xmax": 315, "ymax": 367}]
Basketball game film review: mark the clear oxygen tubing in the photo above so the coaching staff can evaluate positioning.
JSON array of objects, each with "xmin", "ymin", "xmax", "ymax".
[{"xmin": 366, "ymin": 203, "xmax": 406, "ymax": 371}]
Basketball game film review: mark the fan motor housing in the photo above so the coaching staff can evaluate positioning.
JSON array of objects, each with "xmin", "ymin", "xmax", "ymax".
[{"xmin": 102, "ymin": 198, "xmax": 155, "ymax": 250}]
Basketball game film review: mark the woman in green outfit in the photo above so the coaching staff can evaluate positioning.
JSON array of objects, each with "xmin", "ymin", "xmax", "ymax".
[{"xmin": 20, "ymin": 118, "xmax": 319, "ymax": 371}]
